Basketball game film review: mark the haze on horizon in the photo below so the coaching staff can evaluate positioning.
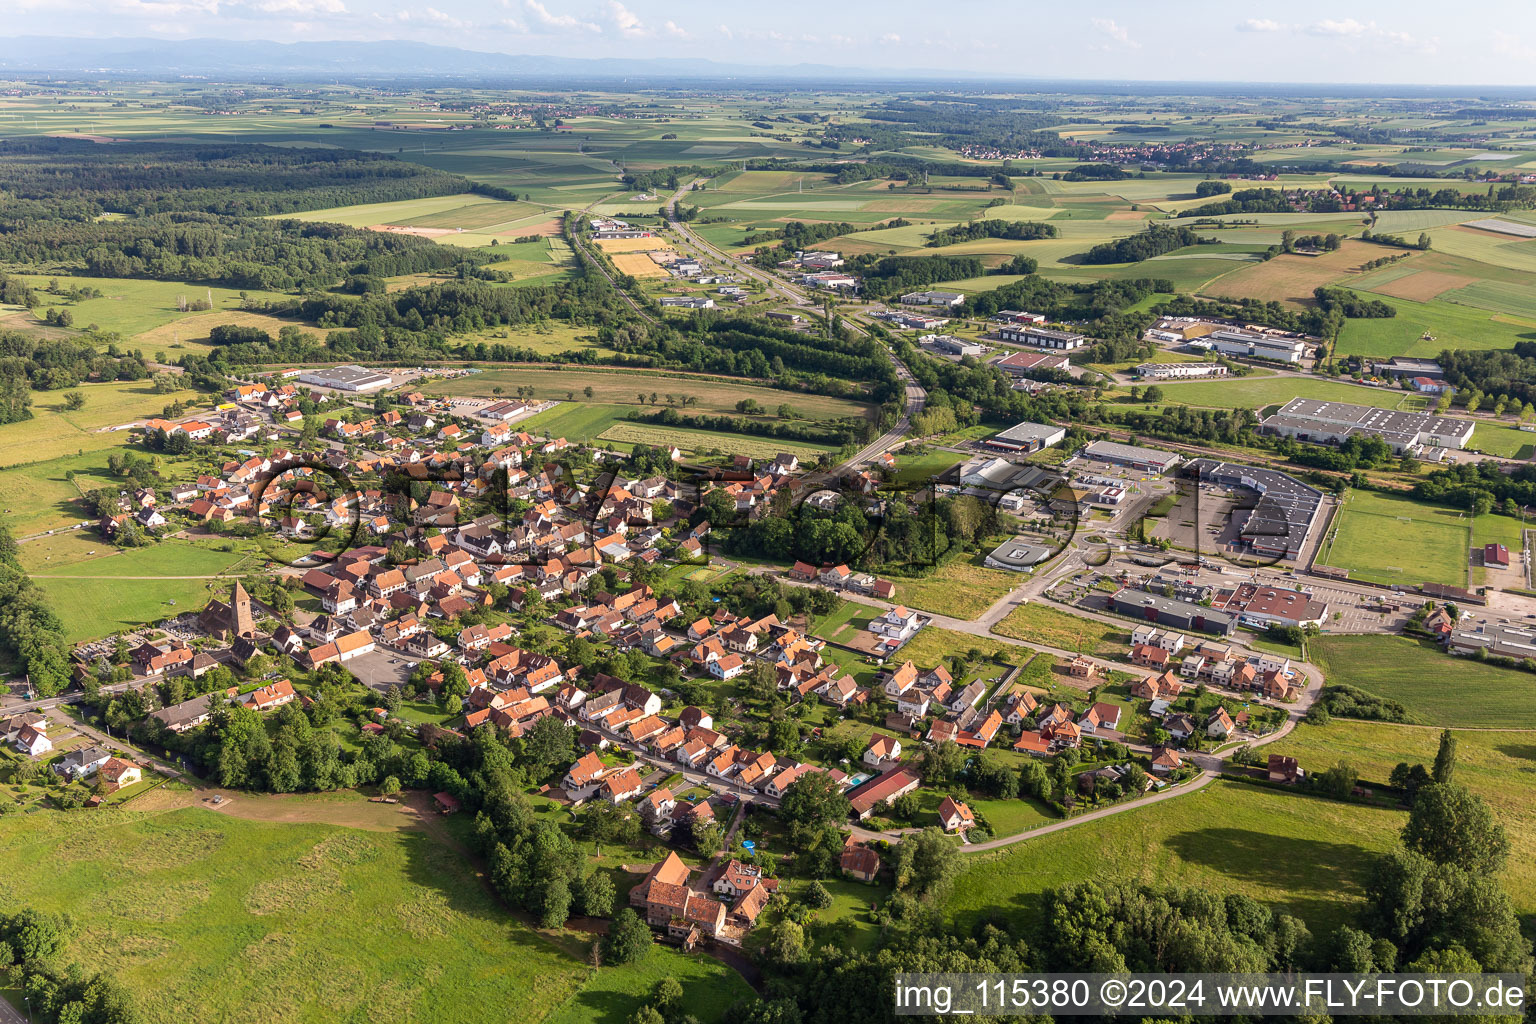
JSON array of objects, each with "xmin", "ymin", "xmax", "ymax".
[{"xmin": 7, "ymin": 0, "xmax": 1536, "ymax": 87}]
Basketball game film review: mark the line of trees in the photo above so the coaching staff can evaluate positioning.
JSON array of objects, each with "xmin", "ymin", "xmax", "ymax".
[
  {"xmin": 0, "ymin": 526, "xmax": 71, "ymax": 697},
  {"xmin": 923, "ymin": 220, "xmax": 1058, "ymax": 247}
]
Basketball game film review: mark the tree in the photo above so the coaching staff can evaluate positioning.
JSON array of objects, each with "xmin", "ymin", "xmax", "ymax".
[
  {"xmin": 804, "ymin": 881, "xmax": 833, "ymax": 910},
  {"xmin": 919, "ymin": 740, "xmax": 966, "ymax": 787},
  {"xmin": 1432, "ymin": 728, "xmax": 1456, "ymax": 785},
  {"xmin": 1317, "ymin": 760, "xmax": 1358, "ymax": 799},
  {"xmin": 891, "ymin": 827, "xmax": 961, "ymax": 906},
  {"xmin": 583, "ymin": 386, "xmax": 595, "ymax": 400},
  {"xmin": 1402, "ymin": 783, "xmax": 1508, "ymax": 875},
  {"xmin": 603, "ymin": 908, "xmax": 653, "ymax": 964},
  {"xmin": 653, "ymin": 976, "xmax": 684, "ymax": 1015},
  {"xmin": 62, "ymin": 390, "xmax": 85, "ymax": 411},
  {"xmin": 765, "ymin": 918, "xmax": 806, "ymax": 965},
  {"xmin": 576, "ymin": 870, "xmax": 615, "ymax": 918},
  {"xmin": 380, "ymin": 775, "xmax": 401, "ymax": 795},
  {"xmin": 779, "ymin": 770, "xmax": 850, "ymax": 850}
]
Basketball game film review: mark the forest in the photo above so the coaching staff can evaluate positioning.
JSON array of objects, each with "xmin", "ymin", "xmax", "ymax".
[
  {"xmin": 923, "ymin": 219, "xmax": 1058, "ymax": 246},
  {"xmin": 1078, "ymin": 223, "xmax": 1216, "ymax": 264}
]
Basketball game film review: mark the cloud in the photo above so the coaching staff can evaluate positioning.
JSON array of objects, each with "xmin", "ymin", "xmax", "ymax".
[
  {"xmin": 663, "ymin": 20, "xmax": 689, "ymax": 39},
  {"xmin": 1236, "ymin": 18, "xmax": 1281, "ymax": 32},
  {"xmin": 524, "ymin": 0, "xmax": 599, "ymax": 33},
  {"xmin": 716, "ymin": 24, "xmax": 733, "ymax": 40},
  {"xmin": 1090, "ymin": 17, "xmax": 1139, "ymax": 49},
  {"xmin": 606, "ymin": 0, "xmax": 647, "ymax": 37},
  {"xmin": 1305, "ymin": 18, "xmax": 1368, "ymax": 36},
  {"xmin": 879, "ymin": 32, "xmax": 901, "ymax": 44}
]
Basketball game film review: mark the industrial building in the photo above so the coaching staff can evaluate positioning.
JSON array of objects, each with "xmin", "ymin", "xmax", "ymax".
[
  {"xmin": 297, "ymin": 365, "xmax": 393, "ymax": 392},
  {"xmin": 1081, "ymin": 440, "xmax": 1181, "ymax": 475},
  {"xmin": 983, "ymin": 537, "xmax": 1055, "ymax": 572},
  {"xmin": 998, "ymin": 325, "xmax": 1087, "ymax": 350},
  {"xmin": 995, "ymin": 350, "xmax": 1071, "ymax": 375},
  {"xmin": 1135, "ymin": 362, "xmax": 1229, "ymax": 380},
  {"xmin": 1186, "ymin": 459, "xmax": 1325, "ymax": 561},
  {"xmin": 1211, "ymin": 582, "xmax": 1329, "ymax": 629},
  {"xmin": 1111, "ymin": 588, "xmax": 1237, "ymax": 636},
  {"xmin": 1205, "ymin": 329, "xmax": 1307, "ymax": 364},
  {"xmin": 899, "ymin": 290, "xmax": 965, "ymax": 307},
  {"xmin": 984, "ymin": 421, "xmax": 1066, "ymax": 453},
  {"xmin": 921, "ymin": 334, "xmax": 987, "ymax": 357},
  {"xmin": 1260, "ymin": 397, "xmax": 1475, "ymax": 454}
]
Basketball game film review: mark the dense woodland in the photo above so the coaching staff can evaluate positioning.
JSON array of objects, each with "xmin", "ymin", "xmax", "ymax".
[{"xmin": 1079, "ymin": 223, "xmax": 1216, "ymax": 264}]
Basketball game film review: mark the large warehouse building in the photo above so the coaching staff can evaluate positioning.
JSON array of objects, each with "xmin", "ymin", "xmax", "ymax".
[
  {"xmin": 297, "ymin": 365, "xmax": 393, "ymax": 392},
  {"xmin": 1111, "ymin": 588, "xmax": 1237, "ymax": 636},
  {"xmin": 1260, "ymin": 397, "xmax": 1475, "ymax": 454},
  {"xmin": 1081, "ymin": 440, "xmax": 1181, "ymax": 476},
  {"xmin": 1186, "ymin": 458, "xmax": 1325, "ymax": 561}
]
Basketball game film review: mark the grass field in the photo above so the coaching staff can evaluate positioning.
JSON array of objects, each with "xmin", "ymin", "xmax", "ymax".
[
  {"xmin": 885, "ymin": 560, "xmax": 1024, "ymax": 620},
  {"xmin": 1336, "ymin": 296, "xmax": 1536, "ymax": 359},
  {"xmin": 425, "ymin": 369, "xmax": 872, "ymax": 422},
  {"xmin": 1310, "ymin": 633, "xmax": 1536, "ymax": 729},
  {"xmin": 1264, "ymin": 720, "xmax": 1536, "ymax": 913},
  {"xmin": 1138, "ymin": 376, "xmax": 1413, "ymax": 413},
  {"xmin": 596, "ymin": 422, "xmax": 828, "ymax": 459},
  {"xmin": 1315, "ymin": 489, "xmax": 1469, "ymax": 587},
  {"xmin": 0, "ymin": 450, "xmax": 120, "ymax": 537},
  {"xmin": 11, "ymin": 275, "xmax": 291, "ymax": 337},
  {"xmin": 1472, "ymin": 422, "xmax": 1536, "ymax": 459},
  {"xmin": 992, "ymin": 602, "xmax": 1129, "ymax": 657},
  {"xmin": 29, "ymin": 542, "xmax": 250, "ymax": 640},
  {"xmin": 0, "ymin": 805, "xmax": 592, "ymax": 1024},
  {"xmin": 1200, "ymin": 241, "xmax": 1378, "ymax": 308},
  {"xmin": 947, "ymin": 780, "xmax": 1403, "ymax": 935},
  {"xmin": 0, "ymin": 379, "xmax": 207, "ymax": 467}
]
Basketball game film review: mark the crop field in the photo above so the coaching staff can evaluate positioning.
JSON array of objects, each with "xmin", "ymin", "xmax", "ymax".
[
  {"xmin": 608, "ymin": 252, "xmax": 669, "ymax": 277},
  {"xmin": 1442, "ymin": 279, "xmax": 1536, "ymax": 320},
  {"xmin": 425, "ymin": 368, "xmax": 873, "ymax": 421},
  {"xmin": 1309, "ymin": 634, "xmax": 1536, "ymax": 729},
  {"xmin": 595, "ymin": 422, "xmax": 830, "ymax": 459},
  {"xmin": 1264, "ymin": 720, "xmax": 1536, "ymax": 912},
  {"xmin": 0, "ymin": 379, "xmax": 207, "ymax": 467},
  {"xmin": 992, "ymin": 602, "xmax": 1128, "ymax": 657},
  {"xmin": 1199, "ymin": 241, "xmax": 1379, "ymax": 306},
  {"xmin": 1315, "ymin": 489, "xmax": 1469, "ymax": 587},
  {"xmin": 0, "ymin": 805, "xmax": 602, "ymax": 1024},
  {"xmin": 1429, "ymin": 226, "xmax": 1536, "ymax": 273},
  {"xmin": 947, "ymin": 780, "xmax": 1403, "ymax": 935},
  {"xmin": 594, "ymin": 236, "xmax": 673, "ymax": 253}
]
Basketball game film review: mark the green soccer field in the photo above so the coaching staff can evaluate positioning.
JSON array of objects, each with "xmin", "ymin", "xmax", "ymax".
[{"xmin": 1315, "ymin": 489, "xmax": 1469, "ymax": 587}]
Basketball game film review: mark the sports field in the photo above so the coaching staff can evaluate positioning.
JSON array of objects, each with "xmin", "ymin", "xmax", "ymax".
[
  {"xmin": 1471, "ymin": 422, "xmax": 1536, "ymax": 459},
  {"xmin": 947, "ymin": 780, "xmax": 1403, "ymax": 935},
  {"xmin": 1315, "ymin": 489, "xmax": 1468, "ymax": 587},
  {"xmin": 1309, "ymin": 634, "xmax": 1536, "ymax": 729},
  {"xmin": 1132, "ymin": 376, "xmax": 1411, "ymax": 413}
]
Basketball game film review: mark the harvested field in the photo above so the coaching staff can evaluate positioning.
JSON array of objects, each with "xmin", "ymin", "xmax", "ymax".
[
  {"xmin": 1462, "ymin": 218, "xmax": 1536, "ymax": 238},
  {"xmin": 1201, "ymin": 240, "xmax": 1375, "ymax": 307},
  {"xmin": 609, "ymin": 252, "xmax": 667, "ymax": 277},
  {"xmin": 1106, "ymin": 210, "xmax": 1150, "ymax": 221},
  {"xmin": 1367, "ymin": 270, "xmax": 1475, "ymax": 302},
  {"xmin": 595, "ymin": 236, "xmax": 672, "ymax": 252},
  {"xmin": 368, "ymin": 224, "xmax": 460, "ymax": 238}
]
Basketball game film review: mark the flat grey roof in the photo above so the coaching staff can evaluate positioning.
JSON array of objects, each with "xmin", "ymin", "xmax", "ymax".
[
  {"xmin": 993, "ymin": 421, "xmax": 1064, "ymax": 445},
  {"xmin": 1083, "ymin": 439, "xmax": 1181, "ymax": 469}
]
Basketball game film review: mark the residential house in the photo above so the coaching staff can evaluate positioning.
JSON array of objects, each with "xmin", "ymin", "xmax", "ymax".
[{"xmin": 937, "ymin": 796, "xmax": 975, "ymax": 833}]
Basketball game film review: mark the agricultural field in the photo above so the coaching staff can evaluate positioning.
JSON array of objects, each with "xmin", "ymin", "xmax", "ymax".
[
  {"xmin": 1337, "ymin": 295, "xmax": 1536, "ymax": 359},
  {"xmin": 947, "ymin": 780, "xmax": 1403, "ymax": 936},
  {"xmin": 0, "ymin": 378, "xmax": 207, "ymax": 468},
  {"xmin": 132, "ymin": 309, "xmax": 321, "ymax": 359},
  {"xmin": 0, "ymin": 450, "xmax": 120, "ymax": 537},
  {"xmin": 7, "ymin": 275, "xmax": 293, "ymax": 340},
  {"xmin": 1309, "ymin": 634, "xmax": 1536, "ymax": 729},
  {"xmin": 1200, "ymin": 241, "xmax": 1380, "ymax": 307},
  {"xmin": 280, "ymin": 193, "xmax": 558, "ymax": 248},
  {"xmin": 425, "ymin": 368, "xmax": 873, "ymax": 422},
  {"xmin": 992, "ymin": 602, "xmax": 1129, "ymax": 657},
  {"xmin": 1315, "ymin": 489, "xmax": 1470, "ymax": 588}
]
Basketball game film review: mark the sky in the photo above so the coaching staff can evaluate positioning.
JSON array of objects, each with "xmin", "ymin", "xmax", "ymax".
[{"xmin": 6, "ymin": 0, "xmax": 1536, "ymax": 85}]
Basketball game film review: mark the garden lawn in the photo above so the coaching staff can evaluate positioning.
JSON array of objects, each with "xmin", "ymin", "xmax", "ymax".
[
  {"xmin": 0, "ymin": 806, "xmax": 589, "ymax": 1024},
  {"xmin": 947, "ymin": 780, "xmax": 1403, "ymax": 936},
  {"xmin": 1310, "ymin": 634, "xmax": 1536, "ymax": 729},
  {"xmin": 1262, "ymin": 719, "xmax": 1536, "ymax": 916},
  {"xmin": 992, "ymin": 602, "xmax": 1129, "ymax": 657},
  {"xmin": 1315, "ymin": 489, "xmax": 1469, "ymax": 587}
]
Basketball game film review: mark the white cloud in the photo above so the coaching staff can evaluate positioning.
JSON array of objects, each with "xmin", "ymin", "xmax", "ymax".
[
  {"xmin": 716, "ymin": 23, "xmax": 733, "ymax": 40},
  {"xmin": 1236, "ymin": 18, "xmax": 1281, "ymax": 32},
  {"xmin": 606, "ymin": 0, "xmax": 647, "ymax": 37},
  {"xmin": 524, "ymin": 0, "xmax": 599, "ymax": 33},
  {"xmin": 663, "ymin": 20, "xmax": 689, "ymax": 39},
  {"xmin": 879, "ymin": 32, "xmax": 901, "ymax": 45},
  {"xmin": 1090, "ymin": 17, "xmax": 1139, "ymax": 49},
  {"xmin": 1305, "ymin": 18, "xmax": 1368, "ymax": 36}
]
